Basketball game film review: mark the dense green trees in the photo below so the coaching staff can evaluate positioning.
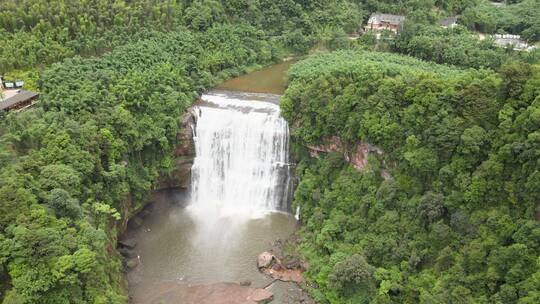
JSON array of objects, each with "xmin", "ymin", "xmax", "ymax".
[
  {"xmin": 283, "ymin": 51, "xmax": 540, "ymax": 303},
  {"xmin": 0, "ymin": 23, "xmax": 284, "ymax": 303},
  {"xmin": 1, "ymin": 1, "xmax": 539, "ymax": 303},
  {"xmin": 0, "ymin": 0, "xmax": 365, "ymax": 73},
  {"xmin": 393, "ymin": 24, "xmax": 509, "ymax": 69},
  {"xmin": 461, "ymin": 0, "xmax": 540, "ymax": 41},
  {"xmin": 0, "ymin": 0, "xmax": 183, "ymax": 72}
]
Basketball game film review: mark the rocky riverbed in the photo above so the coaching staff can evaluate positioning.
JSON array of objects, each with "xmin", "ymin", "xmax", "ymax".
[{"xmin": 131, "ymin": 282, "xmax": 273, "ymax": 304}]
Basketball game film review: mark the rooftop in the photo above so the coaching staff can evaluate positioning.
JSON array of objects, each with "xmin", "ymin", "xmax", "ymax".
[
  {"xmin": 1, "ymin": 89, "xmax": 20, "ymax": 100},
  {"xmin": 440, "ymin": 16, "xmax": 458, "ymax": 27},
  {"xmin": 0, "ymin": 90, "xmax": 40, "ymax": 111},
  {"xmin": 492, "ymin": 34, "xmax": 532, "ymax": 51},
  {"xmin": 368, "ymin": 13, "xmax": 406, "ymax": 25}
]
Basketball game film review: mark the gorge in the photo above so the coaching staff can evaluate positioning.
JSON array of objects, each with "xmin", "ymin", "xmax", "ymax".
[{"xmin": 125, "ymin": 67, "xmax": 304, "ymax": 303}]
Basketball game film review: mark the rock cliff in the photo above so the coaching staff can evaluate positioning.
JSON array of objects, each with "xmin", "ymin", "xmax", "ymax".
[
  {"xmin": 155, "ymin": 107, "xmax": 198, "ymax": 189},
  {"xmin": 307, "ymin": 136, "xmax": 391, "ymax": 179}
]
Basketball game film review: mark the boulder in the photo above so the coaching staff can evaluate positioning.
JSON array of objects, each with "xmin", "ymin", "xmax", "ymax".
[
  {"xmin": 139, "ymin": 208, "xmax": 152, "ymax": 218},
  {"xmin": 126, "ymin": 258, "xmax": 139, "ymax": 269},
  {"xmin": 266, "ymin": 268, "xmax": 303, "ymax": 284},
  {"xmin": 239, "ymin": 280, "xmax": 252, "ymax": 287},
  {"xmin": 258, "ymin": 251, "xmax": 304, "ymax": 284},
  {"xmin": 118, "ymin": 247, "xmax": 136, "ymax": 258},
  {"xmin": 271, "ymin": 263, "xmax": 283, "ymax": 271},
  {"xmin": 257, "ymin": 252, "xmax": 275, "ymax": 269},
  {"xmin": 118, "ymin": 238, "xmax": 137, "ymax": 249},
  {"xmin": 284, "ymin": 259, "xmax": 302, "ymax": 269},
  {"xmin": 247, "ymin": 289, "xmax": 273, "ymax": 303},
  {"xmin": 128, "ymin": 216, "xmax": 144, "ymax": 229}
]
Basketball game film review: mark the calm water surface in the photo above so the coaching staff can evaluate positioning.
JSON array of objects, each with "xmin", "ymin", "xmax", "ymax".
[{"xmin": 217, "ymin": 60, "xmax": 297, "ymax": 95}]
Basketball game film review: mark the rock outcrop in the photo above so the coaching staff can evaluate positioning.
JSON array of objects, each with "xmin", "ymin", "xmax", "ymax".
[
  {"xmin": 155, "ymin": 107, "xmax": 198, "ymax": 189},
  {"xmin": 247, "ymin": 289, "xmax": 274, "ymax": 303},
  {"xmin": 257, "ymin": 252, "xmax": 304, "ymax": 284},
  {"xmin": 131, "ymin": 282, "xmax": 273, "ymax": 304},
  {"xmin": 125, "ymin": 257, "xmax": 139, "ymax": 270},
  {"xmin": 257, "ymin": 252, "xmax": 276, "ymax": 269},
  {"xmin": 307, "ymin": 136, "xmax": 391, "ymax": 179},
  {"xmin": 118, "ymin": 238, "xmax": 137, "ymax": 249}
]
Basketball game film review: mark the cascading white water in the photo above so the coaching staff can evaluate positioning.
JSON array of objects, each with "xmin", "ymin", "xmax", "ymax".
[{"xmin": 188, "ymin": 91, "xmax": 291, "ymax": 220}]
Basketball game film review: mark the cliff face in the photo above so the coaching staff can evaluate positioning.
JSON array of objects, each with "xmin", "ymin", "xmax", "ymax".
[
  {"xmin": 119, "ymin": 106, "xmax": 198, "ymax": 247},
  {"xmin": 155, "ymin": 107, "xmax": 198, "ymax": 190},
  {"xmin": 307, "ymin": 136, "xmax": 391, "ymax": 179}
]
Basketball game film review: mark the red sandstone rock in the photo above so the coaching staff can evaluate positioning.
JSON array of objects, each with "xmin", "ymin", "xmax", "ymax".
[
  {"xmin": 258, "ymin": 251, "xmax": 304, "ymax": 284},
  {"xmin": 132, "ymin": 282, "xmax": 275, "ymax": 304},
  {"xmin": 307, "ymin": 137, "xmax": 390, "ymax": 178},
  {"xmin": 257, "ymin": 252, "xmax": 276, "ymax": 269},
  {"xmin": 247, "ymin": 289, "xmax": 274, "ymax": 303},
  {"xmin": 266, "ymin": 268, "xmax": 303, "ymax": 284}
]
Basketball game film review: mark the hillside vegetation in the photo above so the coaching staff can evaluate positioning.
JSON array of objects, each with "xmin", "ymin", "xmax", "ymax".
[
  {"xmin": 1, "ymin": 1, "xmax": 540, "ymax": 303},
  {"xmin": 0, "ymin": 0, "xmax": 364, "ymax": 73},
  {"xmin": 0, "ymin": 25, "xmax": 287, "ymax": 303},
  {"xmin": 282, "ymin": 50, "xmax": 540, "ymax": 303},
  {"xmin": 461, "ymin": 0, "xmax": 540, "ymax": 41},
  {"xmin": 0, "ymin": 1, "xmax": 374, "ymax": 301}
]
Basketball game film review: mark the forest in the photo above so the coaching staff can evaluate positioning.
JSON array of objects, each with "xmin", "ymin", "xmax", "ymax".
[
  {"xmin": 0, "ymin": 0, "xmax": 539, "ymax": 303},
  {"xmin": 282, "ymin": 51, "xmax": 540, "ymax": 303},
  {"xmin": 0, "ymin": 25, "xmax": 286, "ymax": 303},
  {"xmin": 0, "ymin": 1, "xmax": 364, "ymax": 302},
  {"xmin": 0, "ymin": 0, "xmax": 366, "ymax": 73},
  {"xmin": 460, "ymin": 0, "xmax": 540, "ymax": 40}
]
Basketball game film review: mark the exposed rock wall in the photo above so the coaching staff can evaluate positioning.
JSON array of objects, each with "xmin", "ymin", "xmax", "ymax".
[
  {"xmin": 307, "ymin": 136, "xmax": 391, "ymax": 179},
  {"xmin": 155, "ymin": 107, "xmax": 198, "ymax": 189}
]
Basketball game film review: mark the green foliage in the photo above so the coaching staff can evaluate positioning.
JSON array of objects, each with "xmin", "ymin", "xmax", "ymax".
[
  {"xmin": 328, "ymin": 254, "xmax": 376, "ymax": 293},
  {"xmin": 0, "ymin": 0, "xmax": 365, "ymax": 74},
  {"xmin": 1, "ymin": 0, "xmax": 538, "ymax": 303},
  {"xmin": 46, "ymin": 189, "xmax": 82, "ymax": 220},
  {"xmin": 461, "ymin": 0, "xmax": 540, "ymax": 41},
  {"xmin": 285, "ymin": 51, "xmax": 540, "ymax": 303},
  {"xmin": 0, "ymin": 21, "xmax": 286, "ymax": 304},
  {"xmin": 393, "ymin": 24, "xmax": 508, "ymax": 69}
]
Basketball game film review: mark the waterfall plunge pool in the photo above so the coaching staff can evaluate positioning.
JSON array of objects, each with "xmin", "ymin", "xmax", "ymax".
[
  {"xmin": 126, "ymin": 190, "xmax": 300, "ymax": 303},
  {"xmin": 127, "ymin": 89, "xmax": 304, "ymax": 303}
]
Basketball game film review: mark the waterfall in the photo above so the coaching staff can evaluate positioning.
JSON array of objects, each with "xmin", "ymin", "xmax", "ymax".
[{"xmin": 188, "ymin": 91, "xmax": 291, "ymax": 220}]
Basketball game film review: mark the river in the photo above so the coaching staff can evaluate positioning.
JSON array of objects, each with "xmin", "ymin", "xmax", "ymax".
[
  {"xmin": 217, "ymin": 60, "xmax": 297, "ymax": 95},
  {"xmin": 126, "ymin": 61, "xmax": 305, "ymax": 303}
]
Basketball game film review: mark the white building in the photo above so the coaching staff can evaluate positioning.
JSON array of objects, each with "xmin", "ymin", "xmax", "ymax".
[{"xmin": 493, "ymin": 34, "xmax": 535, "ymax": 51}]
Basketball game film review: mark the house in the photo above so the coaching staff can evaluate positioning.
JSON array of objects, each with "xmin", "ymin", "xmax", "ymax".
[
  {"xmin": 1, "ymin": 75, "xmax": 40, "ymax": 112},
  {"xmin": 364, "ymin": 13, "xmax": 406, "ymax": 33},
  {"xmin": 0, "ymin": 90, "xmax": 40, "ymax": 112},
  {"xmin": 1, "ymin": 89, "xmax": 40, "ymax": 112},
  {"xmin": 440, "ymin": 16, "xmax": 458, "ymax": 28},
  {"xmin": 492, "ymin": 34, "xmax": 535, "ymax": 51}
]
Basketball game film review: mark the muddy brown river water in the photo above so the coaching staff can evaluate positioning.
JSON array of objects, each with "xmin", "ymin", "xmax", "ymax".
[
  {"xmin": 127, "ymin": 61, "xmax": 309, "ymax": 304},
  {"xmin": 126, "ymin": 191, "xmax": 303, "ymax": 303},
  {"xmin": 217, "ymin": 60, "xmax": 297, "ymax": 95}
]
